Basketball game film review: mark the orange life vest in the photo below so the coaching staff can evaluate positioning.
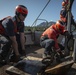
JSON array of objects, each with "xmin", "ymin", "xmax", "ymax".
[{"xmin": 0, "ymin": 16, "xmax": 17, "ymax": 34}]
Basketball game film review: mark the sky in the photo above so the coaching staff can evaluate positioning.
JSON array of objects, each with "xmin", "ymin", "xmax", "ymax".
[{"xmin": 0, "ymin": 0, "xmax": 76, "ymax": 26}]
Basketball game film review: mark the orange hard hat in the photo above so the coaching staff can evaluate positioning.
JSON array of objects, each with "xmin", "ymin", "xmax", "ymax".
[
  {"xmin": 56, "ymin": 20, "xmax": 65, "ymax": 31},
  {"xmin": 62, "ymin": 1, "xmax": 66, "ymax": 6},
  {"xmin": 15, "ymin": 5, "xmax": 28, "ymax": 16}
]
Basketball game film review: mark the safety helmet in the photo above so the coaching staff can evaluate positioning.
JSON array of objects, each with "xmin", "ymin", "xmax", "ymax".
[
  {"xmin": 62, "ymin": 1, "xmax": 66, "ymax": 6},
  {"xmin": 62, "ymin": 0, "xmax": 68, "ymax": 7},
  {"xmin": 15, "ymin": 5, "xmax": 28, "ymax": 17},
  {"xmin": 60, "ymin": 10, "xmax": 67, "ymax": 18},
  {"xmin": 56, "ymin": 20, "xmax": 65, "ymax": 31}
]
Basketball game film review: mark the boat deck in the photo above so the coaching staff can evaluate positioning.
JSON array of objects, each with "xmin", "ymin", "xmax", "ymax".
[{"xmin": 0, "ymin": 45, "xmax": 76, "ymax": 75}]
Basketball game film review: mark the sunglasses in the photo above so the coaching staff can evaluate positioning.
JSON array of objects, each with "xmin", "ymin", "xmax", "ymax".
[{"xmin": 22, "ymin": 14, "xmax": 27, "ymax": 17}]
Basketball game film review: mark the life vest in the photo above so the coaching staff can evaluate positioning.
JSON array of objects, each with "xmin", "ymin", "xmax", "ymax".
[
  {"xmin": 0, "ymin": 16, "xmax": 11, "ymax": 34},
  {"xmin": 0, "ymin": 16, "xmax": 17, "ymax": 34}
]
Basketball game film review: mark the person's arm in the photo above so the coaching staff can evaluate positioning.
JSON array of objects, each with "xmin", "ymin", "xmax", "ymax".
[
  {"xmin": 9, "ymin": 36, "xmax": 20, "ymax": 56},
  {"xmin": 20, "ymin": 32, "xmax": 26, "ymax": 50},
  {"xmin": 3, "ymin": 18, "xmax": 20, "ymax": 56}
]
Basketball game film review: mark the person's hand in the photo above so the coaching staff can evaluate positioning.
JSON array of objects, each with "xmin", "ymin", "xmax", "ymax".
[
  {"xmin": 56, "ymin": 49, "xmax": 65, "ymax": 58},
  {"xmin": 56, "ymin": 48, "xmax": 61, "ymax": 52},
  {"xmin": 64, "ymin": 32, "xmax": 72, "ymax": 38}
]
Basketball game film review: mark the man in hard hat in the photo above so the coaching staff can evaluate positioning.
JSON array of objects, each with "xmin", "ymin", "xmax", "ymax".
[
  {"xmin": 40, "ymin": 19, "xmax": 70, "ymax": 60},
  {"xmin": 0, "ymin": 5, "xmax": 28, "ymax": 62}
]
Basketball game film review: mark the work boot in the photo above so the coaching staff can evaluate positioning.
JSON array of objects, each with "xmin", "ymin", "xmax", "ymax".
[
  {"xmin": 42, "ymin": 53, "xmax": 54, "ymax": 65},
  {"xmin": 55, "ymin": 53, "xmax": 61, "ymax": 63},
  {"xmin": 43, "ymin": 53, "xmax": 47, "ymax": 58},
  {"xmin": 58, "ymin": 51, "xmax": 65, "ymax": 58}
]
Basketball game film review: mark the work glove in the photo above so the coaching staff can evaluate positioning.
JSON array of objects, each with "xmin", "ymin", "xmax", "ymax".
[
  {"xmin": 64, "ymin": 31, "xmax": 73, "ymax": 38},
  {"xmin": 56, "ymin": 48, "xmax": 65, "ymax": 58}
]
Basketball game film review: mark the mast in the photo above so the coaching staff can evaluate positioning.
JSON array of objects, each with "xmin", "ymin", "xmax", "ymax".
[
  {"xmin": 64, "ymin": 0, "xmax": 74, "ymax": 56},
  {"xmin": 67, "ymin": 0, "xmax": 74, "ymax": 33}
]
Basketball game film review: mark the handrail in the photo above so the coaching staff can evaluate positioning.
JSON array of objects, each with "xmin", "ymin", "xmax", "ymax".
[{"xmin": 35, "ymin": 18, "xmax": 48, "ymax": 26}]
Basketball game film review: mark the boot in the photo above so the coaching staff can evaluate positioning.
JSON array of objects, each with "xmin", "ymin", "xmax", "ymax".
[
  {"xmin": 42, "ymin": 52, "xmax": 54, "ymax": 65},
  {"xmin": 58, "ymin": 51, "xmax": 65, "ymax": 58},
  {"xmin": 55, "ymin": 53, "xmax": 61, "ymax": 63}
]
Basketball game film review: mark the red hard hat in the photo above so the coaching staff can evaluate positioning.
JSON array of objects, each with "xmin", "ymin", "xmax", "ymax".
[{"xmin": 15, "ymin": 5, "xmax": 28, "ymax": 15}]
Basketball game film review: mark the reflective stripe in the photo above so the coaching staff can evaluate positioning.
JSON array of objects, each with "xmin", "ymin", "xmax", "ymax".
[{"xmin": 50, "ymin": 28, "xmax": 56, "ymax": 33}]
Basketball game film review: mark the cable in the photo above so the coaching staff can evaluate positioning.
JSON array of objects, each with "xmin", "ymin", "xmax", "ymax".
[{"xmin": 31, "ymin": 0, "xmax": 51, "ymax": 27}]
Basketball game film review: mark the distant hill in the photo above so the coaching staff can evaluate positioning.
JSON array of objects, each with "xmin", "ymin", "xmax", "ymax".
[
  {"xmin": 37, "ymin": 21, "xmax": 56, "ymax": 27},
  {"xmin": 25, "ymin": 21, "xmax": 56, "ymax": 31}
]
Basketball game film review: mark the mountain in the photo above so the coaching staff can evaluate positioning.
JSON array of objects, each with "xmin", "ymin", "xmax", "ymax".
[{"xmin": 37, "ymin": 21, "xmax": 56, "ymax": 27}]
